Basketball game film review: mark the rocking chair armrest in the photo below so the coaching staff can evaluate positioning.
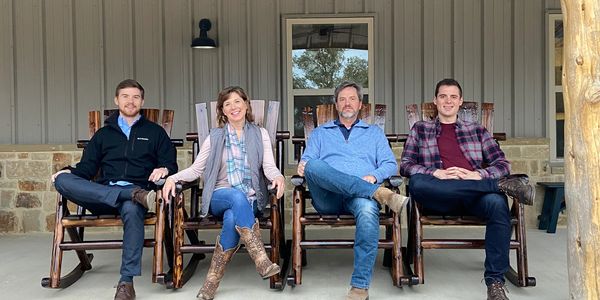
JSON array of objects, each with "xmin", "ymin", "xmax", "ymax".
[{"xmin": 291, "ymin": 175, "xmax": 306, "ymax": 187}]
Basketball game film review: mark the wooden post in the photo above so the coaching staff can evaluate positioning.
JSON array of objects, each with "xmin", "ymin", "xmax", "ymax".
[{"xmin": 561, "ymin": 1, "xmax": 600, "ymax": 299}]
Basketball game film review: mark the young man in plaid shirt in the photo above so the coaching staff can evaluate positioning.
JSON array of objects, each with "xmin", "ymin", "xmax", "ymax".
[{"xmin": 400, "ymin": 78, "xmax": 535, "ymax": 300}]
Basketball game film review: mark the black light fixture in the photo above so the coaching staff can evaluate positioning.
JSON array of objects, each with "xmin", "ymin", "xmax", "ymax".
[{"xmin": 191, "ymin": 19, "xmax": 217, "ymax": 49}]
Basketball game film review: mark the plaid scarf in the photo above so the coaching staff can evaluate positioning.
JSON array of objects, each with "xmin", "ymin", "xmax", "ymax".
[{"xmin": 225, "ymin": 124, "xmax": 256, "ymax": 203}]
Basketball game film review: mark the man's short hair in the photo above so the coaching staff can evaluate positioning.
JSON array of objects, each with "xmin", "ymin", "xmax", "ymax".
[
  {"xmin": 115, "ymin": 79, "xmax": 145, "ymax": 99},
  {"xmin": 434, "ymin": 78, "xmax": 462, "ymax": 98},
  {"xmin": 334, "ymin": 81, "xmax": 363, "ymax": 102}
]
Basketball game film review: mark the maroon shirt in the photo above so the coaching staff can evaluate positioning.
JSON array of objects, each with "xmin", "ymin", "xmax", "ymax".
[{"xmin": 437, "ymin": 123, "xmax": 474, "ymax": 170}]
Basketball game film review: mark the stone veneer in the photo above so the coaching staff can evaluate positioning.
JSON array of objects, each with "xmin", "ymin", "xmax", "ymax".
[{"xmin": 0, "ymin": 138, "xmax": 563, "ymax": 233}]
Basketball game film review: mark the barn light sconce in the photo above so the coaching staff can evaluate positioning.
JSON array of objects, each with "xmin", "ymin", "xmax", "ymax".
[{"xmin": 191, "ymin": 19, "xmax": 217, "ymax": 49}]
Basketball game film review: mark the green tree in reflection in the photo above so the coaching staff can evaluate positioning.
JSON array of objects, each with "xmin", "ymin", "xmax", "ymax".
[{"xmin": 293, "ymin": 49, "xmax": 368, "ymax": 89}]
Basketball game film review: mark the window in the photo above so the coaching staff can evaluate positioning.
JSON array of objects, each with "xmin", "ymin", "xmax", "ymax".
[
  {"xmin": 284, "ymin": 17, "xmax": 374, "ymax": 161},
  {"xmin": 547, "ymin": 13, "xmax": 563, "ymax": 162}
]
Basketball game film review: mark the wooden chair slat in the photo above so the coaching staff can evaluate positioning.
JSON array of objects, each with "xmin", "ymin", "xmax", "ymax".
[
  {"xmin": 195, "ymin": 103, "xmax": 210, "ymax": 145},
  {"xmin": 161, "ymin": 109, "xmax": 175, "ymax": 137},
  {"xmin": 481, "ymin": 102, "xmax": 494, "ymax": 133},
  {"xmin": 265, "ymin": 101, "xmax": 280, "ymax": 147},
  {"xmin": 251, "ymin": 100, "xmax": 265, "ymax": 127}
]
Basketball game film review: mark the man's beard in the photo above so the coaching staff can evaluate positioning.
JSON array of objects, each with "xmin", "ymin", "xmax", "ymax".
[{"xmin": 340, "ymin": 110, "xmax": 358, "ymax": 119}]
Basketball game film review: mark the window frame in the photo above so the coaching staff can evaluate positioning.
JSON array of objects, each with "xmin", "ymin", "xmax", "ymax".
[
  {"xmin": 283, "ymin": 15, "xmax": 375, "ymax": 165},
  {"xmin": 546, "ymin": 12, "xmax": 563, "ymax": 164}
]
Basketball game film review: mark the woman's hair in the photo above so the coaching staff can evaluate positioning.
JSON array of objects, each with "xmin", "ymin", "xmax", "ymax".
[{"xmin": 215, "ymin": 86, "xmax": 254, "ymax": 127}]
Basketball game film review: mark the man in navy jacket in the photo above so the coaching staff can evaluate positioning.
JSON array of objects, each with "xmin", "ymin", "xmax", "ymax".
[{"xmin": 51, "ymin": 79, "xmax": 177, "ymax": 300}]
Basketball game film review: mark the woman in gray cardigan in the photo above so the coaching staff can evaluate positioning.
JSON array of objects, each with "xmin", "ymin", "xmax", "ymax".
[{"xmin": 163, "ymin": 86, "xmax": 285, "ymax": 299}]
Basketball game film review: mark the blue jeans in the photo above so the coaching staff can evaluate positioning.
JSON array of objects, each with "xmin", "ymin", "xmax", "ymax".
[
  {"xmin": 53, "ymin": 173, "xmax": 147, "ymax": 278},
  {"xmin": 304, "ymin": 159, "xmax": 381, "ymax": 289},
  {"xmin": 209, "ymin": 188, "xmax": 257, "ymax": 250},
  {"xmin": 408, "ymin": 173, "xmax": 511, "ymax": 285}
]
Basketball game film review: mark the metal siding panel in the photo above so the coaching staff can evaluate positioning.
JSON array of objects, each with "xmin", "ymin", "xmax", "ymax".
[
  {"xmin": 164, "ymin": 0, "xmax": 192, "ymax": 135},
  {"xmin": 335, "ymin": 0, "xmax": 363, "ymax": 13},
  {"xmin": 15, "ymin": 0, "xmax": 44, "ymax": 143},
  {"xmin": 133, "ymin": 0, "xmax": 161, "ymax": 108},
  {"xmin": 307, "ymin": 0, "xmax": 334, "ymax": 14},
  {"xmin": 454, "ymin": 0, "xmax": 465, "ymax": 88},
  {"xmin": 0, "ymin": 0, "xmax": 15, "ymax": 143},
  {"xmin": 103, "ymin": 0, "xmax": 133, "ymax": 106},
  {"xmin": 74, "ymin": 0, "xmax": 103, "ymax": 140},
  {"xmin": 280, "ymin": 0, "xmax": 305, "ymax": 14},
  {"xmin": 513, "ymin": 0, "xmax": 526, "ymax": 136},
  {"xmin": 371, "ymin": 0, "xmax": 393, "ymax": 132},
  {"xmin": 222, "ymin": 0, "xmax": 247, "ymax": 87},
  {"xmin": 250, "ymin": 0, "xmax": 278, "ymax": 101},
  {"xmin": 394, "ymin": 0, "xmax": 423, "ymax": 133},
  {"xmin": 423, "ymin": 0, "xmax": 435, "ymax": 96},
  {"xmin": 453, "ymin": 0, "xmax": 482, "ymax": 101},
  {"xmin": 192, "ymin": 0, "xmax": 219, "ymax": 109},
  {"xmin": 45, "ymin": 0, "xmax": 75, "ymax": 143},
  {"xmin": 545, "ymin": 0, "xmax": 561, "ymax": 10},
  {"xmin": 483, "ymin": 0, "xmax": 512, "ymax": 136},
  {"xmin": 523, "ymin": 0, "xmax": 544, "ymax": 136}
]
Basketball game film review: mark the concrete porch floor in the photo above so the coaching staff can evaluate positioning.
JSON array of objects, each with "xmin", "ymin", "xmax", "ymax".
[{"xmin": 0, "ymin": 227, "xmax": 567, "ymax": 299}]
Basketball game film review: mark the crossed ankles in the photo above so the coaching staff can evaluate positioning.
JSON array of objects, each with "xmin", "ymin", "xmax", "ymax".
[
  {"xmin": 372, "ymin": 187, "xmax": 409, "ymax": 214},
  {"xmin": 497, "ymin": 175, "xmax": 535, "ymax": 205}
]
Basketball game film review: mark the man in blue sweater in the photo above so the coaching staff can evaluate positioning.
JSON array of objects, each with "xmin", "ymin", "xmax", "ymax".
[
  {"xmin": 50, "ymin": 79, "xmax": 177, "ymax": 300},
  {"xmin": 297, "ymin": 81, "xmax": 407, "ymax": 300}
]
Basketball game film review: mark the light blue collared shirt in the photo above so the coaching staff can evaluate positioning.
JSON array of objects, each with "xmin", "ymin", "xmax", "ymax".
[
  {"xmin": 110, "ymin": 114, "xmax": 141, "ymax": 187},
  {"xmin": 117, "ymin": 114, "xmax": 141, "ymax": 140}
]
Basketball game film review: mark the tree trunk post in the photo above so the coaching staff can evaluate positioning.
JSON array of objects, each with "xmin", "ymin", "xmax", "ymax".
[{"xmin": 561, "ymin": 1, "xmax": 600, "ymax": 299}]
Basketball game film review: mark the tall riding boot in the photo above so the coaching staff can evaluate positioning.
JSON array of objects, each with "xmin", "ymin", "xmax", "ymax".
[
  {"xmin": 197, "ymin": 237, "xmax": 239, "ymax": 300},
  {"xmin": 235, "ymin": 219, "xmax": 281, "ymax": 278}
]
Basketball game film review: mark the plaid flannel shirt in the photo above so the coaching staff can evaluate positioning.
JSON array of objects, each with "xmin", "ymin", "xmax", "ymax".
[{"xmin": 399, "ymin": 117, "xmax": 510, "ymax": 179}]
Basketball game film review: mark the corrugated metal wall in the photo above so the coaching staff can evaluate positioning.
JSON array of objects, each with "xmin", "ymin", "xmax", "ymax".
[{"xmin": 0, "ymin": 0, "xmax": 561, "ymax": 144}]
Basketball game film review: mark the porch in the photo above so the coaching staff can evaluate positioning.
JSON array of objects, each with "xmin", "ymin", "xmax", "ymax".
[{"xmin": 1, "ymin": 227, "xmax": 566, "ymax": 299}]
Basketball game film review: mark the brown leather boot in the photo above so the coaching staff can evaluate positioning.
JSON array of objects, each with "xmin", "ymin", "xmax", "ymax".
[
  {"xmin": 346, "ymin": 287, "xmax": 369, "ymax": 300},
  {"xmin": 487, "ymin": 281, "xmax": 509, "ymax": 300},
  {"xmin": 131, "ymin": 188, "xmax": 156, "ymax": 210},
  {"xmin": 196, "ymin": 237, "xmax": 239, "ymax": 300},
  {"xmin": 498, "ymin": 176, "xmax": 535, "ymax": 205},
  {"xmin": 372, "ymin": 187, "xmax": 409, "ymax": 214},
  {"xmin": 235, "ymin": 219, "xmax": 281, "ymax": 278},
  {"xmin": 114, "ymin": 281, "xmax": 135, "ymax": 300}
]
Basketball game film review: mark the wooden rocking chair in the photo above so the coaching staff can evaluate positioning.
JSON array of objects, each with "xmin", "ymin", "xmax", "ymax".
[
  {"xmin": 403, "ymin": 101, "xmax": 536, "ymax": 287},
  {"xmin": 286, "ymin": 103, "xmax": 418, "ymax": 288},
  {"xmin": 170, "ymin": 99, "xmax": 291, "ymax": 290},
  {"xmin": 41, "ymin": 108, "xmax": 177, "ymax": 288}
]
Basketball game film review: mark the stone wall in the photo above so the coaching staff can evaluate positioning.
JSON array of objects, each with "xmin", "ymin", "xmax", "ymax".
[{"xmin": 0, "ymin": 138, "xmax": 563, "ymax": 233}]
